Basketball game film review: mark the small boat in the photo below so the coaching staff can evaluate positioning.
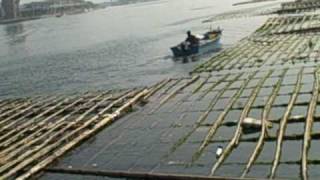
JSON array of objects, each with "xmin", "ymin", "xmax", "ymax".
[
  {"xmin": 56, "ymin": 13, "xmax": 64, "ymax": 18},
  {"xmin": 170, "ymin": 29, "xmax": 222, "ymax": 58}
]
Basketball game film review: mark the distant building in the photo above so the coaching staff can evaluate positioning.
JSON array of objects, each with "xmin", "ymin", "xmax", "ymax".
[
  {"xmin": 19, "ymin": 0, "xmax": 95, "ymax": 17},
  {"xmin": 1, "ymin": 0, "xmax": 20, "ymax": 19}
]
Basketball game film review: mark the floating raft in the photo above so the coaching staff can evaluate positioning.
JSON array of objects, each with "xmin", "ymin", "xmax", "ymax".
[
  {"xmin": 194, "ymin": 14, "xmax": 320, "ymax": 73},
  {"xmin": 0, "ymin": 86, "xmax": 169, "ymax": 179},
  {"xmin": 42, "ymin": 66, "xmax": 320, "ymax": 180},
  {"xmin": 41, "ymin": 14, "xmax": 320, "ymax": 180},
  {"xmin": 4, "ymin": 4, "xmax": 320, "ymax": 180},
  {"xmin": 279, "ymin": 0, "xmax": 320, "ymax": 14}
]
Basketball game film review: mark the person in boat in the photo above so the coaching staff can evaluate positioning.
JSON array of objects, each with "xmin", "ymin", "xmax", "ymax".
[
  {"xmin": 185, "ymin": 31, "xmax": 199, "ymax": 46},
  {"xmin": 180, "ymin": 31, "xmax": 199, "ymax": 54}
]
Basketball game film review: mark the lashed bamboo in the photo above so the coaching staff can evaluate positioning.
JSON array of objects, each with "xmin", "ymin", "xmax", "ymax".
[
  {"xmin": 206, "ymin": 132, "xmax": 320, "ymax": 143},
  {"xmin": 0, "ymin": 97, "xmax": 72, "ymax": 148},
  {"xmin": 159, "ymin": 76, "xmax": 210, "ymax": 113},
  {"xmin": 0, "ymin": 100, "xmax": 32, "ymax": 119},
  {"xmin": 0, "ymin": 96, "xmax": 65, "ymax": 134},
  {"xmin": 301, "ymin": 68, "xmax": 319, "ymax": 180},
  {"xmin": 199, "ymin": 74, "xmax": 230, "ymax": 100},
  {"xmin": 158, "ymin": 79, "xmax": 181, "ymax": 97},
  {"xmin": 14, "ymin": 89, "xmax": 149, "ymax": 180},
  {"xmin": 144, "ymin": 78, "xmax": 171, "ymax": 100},
  {"xmin": 210, "ymin": 70, "xmax": 271, "ymax": 175},
  {"xmin": 192, "ymin": 75, "xmax": 211, "ymax": 94},
  {"xmin": 269, "ymin": 68, "xmax": 303, "ymax": 179},
  {"xmin": 150, "ymin": 75, "xmax": 200, "ymax": 113},
  {"xmin": 0, "ymin": 94, "xmax": 102, "ymax": 161},
  {"xmin": 0, "ymin": 99, "xmax": 23, "ymax": 112},
  {"xmin": 167, "ymin": 73, "xmax": 242, "ymax": 157},
  {"xmin": 0, "ymin": 90, "xmax": 134, "ymax": 178},
  {"xmin": 0, "ymin": 94, "xmax": 112, "ymax": 175},
  {"xmin": 193, "ymin": 72, "xmax": 256, "ymax": 159},
  {"xmin": 0, "ymin": 95, "xmax": 57, "ymax": 128},
  {"xmin": 241, "ymin": 69, "xmax": 287, "ymax": 177}
]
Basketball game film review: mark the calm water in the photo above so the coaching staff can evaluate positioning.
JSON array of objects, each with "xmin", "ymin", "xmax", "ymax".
[{"xmin": 0, "ymin": 0, "xmax": 282, "ymax": 99}]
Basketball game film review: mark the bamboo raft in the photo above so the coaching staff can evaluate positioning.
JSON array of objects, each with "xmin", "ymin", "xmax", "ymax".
[
  {"xmin": 278, "ymin": 0, "xmax": 320, "ymax": 14},
  {"xmin": 4, "ymin": 2, "xmax": 320, "ymax": 180},
  {"xmin": 0, "ymin": 86, "xmax": 171, "ymax": 179},
  {"xmin": 41, "ymin": 13, "xmax": 320, "ymax": 180},
  {"xmin": 194, "ymin": 15, "xmax": 320, "ymax": 73},
  {"xmin": 42, "ymin": 66, "xmax": 320, "ymax": 180}
]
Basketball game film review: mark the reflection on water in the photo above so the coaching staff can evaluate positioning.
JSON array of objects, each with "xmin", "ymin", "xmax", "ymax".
[
  {"xmin": 4, "ymin": 23, "xmax": 27, "ymax": 45},
  {"xmin": 0, "ymin": 0, "xmax": 284, "ymax": 99}
]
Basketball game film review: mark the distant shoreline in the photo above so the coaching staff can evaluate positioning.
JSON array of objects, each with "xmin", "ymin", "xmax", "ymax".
[
  {"xmin": 233, "ymin": 0, "xmax": 276, "ymax": 6},
  {"xmin": 0, "ymin": 16, "xmax": 41, "ymax": 25}
]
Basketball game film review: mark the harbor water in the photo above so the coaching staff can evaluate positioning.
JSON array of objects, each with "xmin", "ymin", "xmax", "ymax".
[{"xmin": 0, "ymin": 0, "xmax": 282, "ymax": 98}]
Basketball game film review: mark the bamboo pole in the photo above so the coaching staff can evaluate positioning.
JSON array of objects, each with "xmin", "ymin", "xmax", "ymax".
[
  {"xmin": 205, "ymin": 132, "xmax": 320, "ymax": 143},
  {"xmin": 210, "ymin": 71, "xmax": 271, "ymax": 175},
  {"xmin": 241, "ymin": 69, "xmax": 287, "ymax": 177},
  {"xmin": 269, "ymin": 68, "xmax": 303, "ymax": 179},
  {"xmin": 301, "ymin": 68, "xmax": 319, "ymax": 180},
  {"xmin": 13, "ymin": 89, "xmax": 149, "ymax": 180}
]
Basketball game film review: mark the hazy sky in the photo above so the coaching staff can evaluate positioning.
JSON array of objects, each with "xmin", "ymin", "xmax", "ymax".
[{"xmin": 20, "ymin": 0, "xmax": 110, "ymax": 4}]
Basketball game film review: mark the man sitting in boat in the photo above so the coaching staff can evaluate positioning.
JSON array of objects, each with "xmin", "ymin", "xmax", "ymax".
[
  {"xmin": 180, "ymin": 31, "xmax": 199, "ymax": 54},
  {"xmin": 186, "ymin": 31, "xmax": 199, "ymax": 46}
]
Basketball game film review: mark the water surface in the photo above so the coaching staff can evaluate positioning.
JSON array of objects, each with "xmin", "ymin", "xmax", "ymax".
[{"xmin": 0, "ymin": 0, "xmax": 282, "ymax": 98}]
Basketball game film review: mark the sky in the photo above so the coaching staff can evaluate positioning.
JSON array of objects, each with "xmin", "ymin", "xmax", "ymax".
[{"xmin": 20, "ymin": 0, "xmax": 111, "ymax": 4}]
